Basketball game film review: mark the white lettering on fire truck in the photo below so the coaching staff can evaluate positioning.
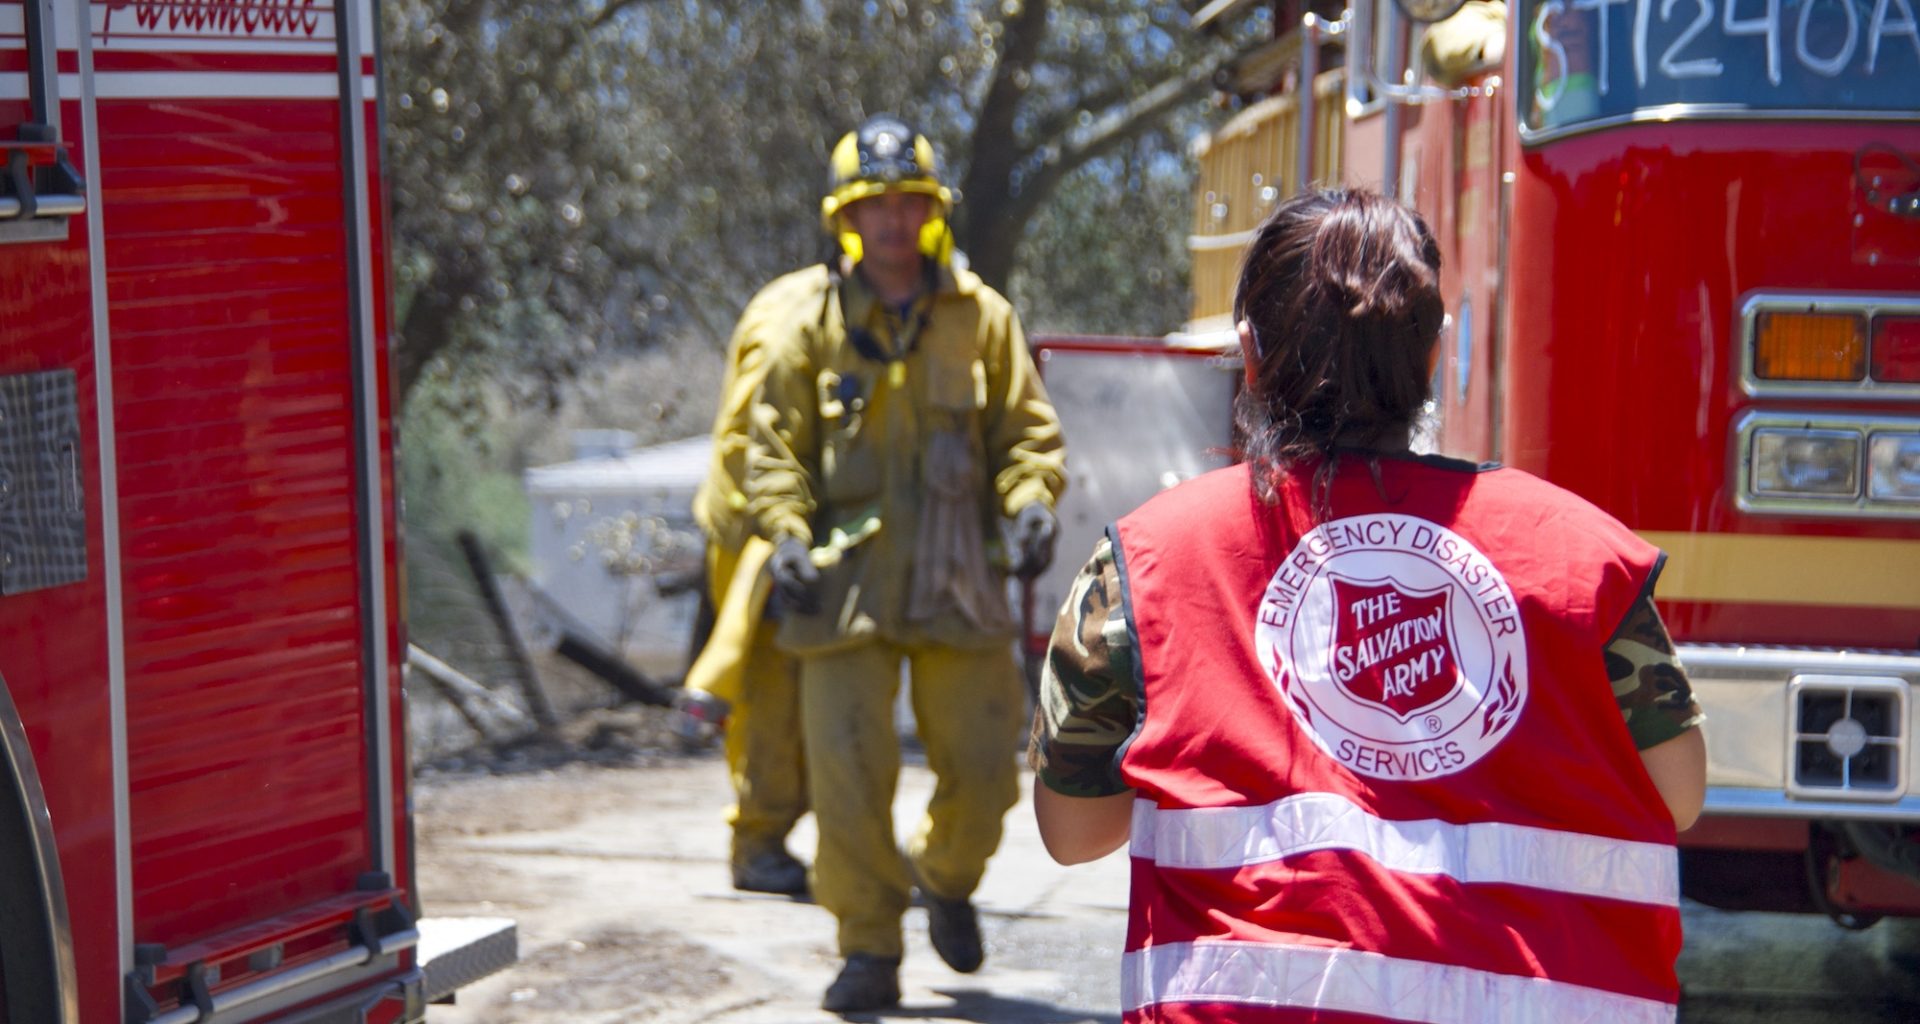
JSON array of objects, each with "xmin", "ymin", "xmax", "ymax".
[{"xmin": 1532, "ymin": 0, "xmax": 1919, "ymax": 94}]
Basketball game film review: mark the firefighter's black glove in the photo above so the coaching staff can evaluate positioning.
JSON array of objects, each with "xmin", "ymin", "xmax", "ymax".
[
  {"xmin": 768, "ymin": 537, "xmax": 822, "ymax": 615},
  {"xmin": 1010, "ymin": 503, "xmax": 1058, "ymax": 582}
]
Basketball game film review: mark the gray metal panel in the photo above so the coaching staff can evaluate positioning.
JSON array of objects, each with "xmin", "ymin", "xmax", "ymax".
[
  {"xmin": 336, "ymin": 0, "xmax": 394, "ymax": 882},
  {"xmin": 1029, "ymin": 345, "xmax": 1238, "ymax": 633},
  {"xmin": 0, "ymin": 369, "xmax": 87, "ymax": 594},
  {"xmin": 26, "ymin": 0, "xmax": 57, "ymax": 129},
  {"xmin": 1703, "ymin": 787, "xmax": 1920, "ymax": 823},
  {"xmin": 0, "ymin": 219, "xmax": 70, "ymax": 245},
  {"xmin": 1684, "ymin": 643, "xmax": 1920, "ymax": 821},
  {"xmin": 69, "ymin": 0, "xmax": 135, "ymax": 993}
]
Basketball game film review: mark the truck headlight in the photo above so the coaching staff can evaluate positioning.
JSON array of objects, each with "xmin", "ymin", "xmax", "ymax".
[
  {"xmin": 1869, "ymin": 432, "xmax": 1920, "ymax": 502},
  {"xmin": 1751, "ymin": 428, "xmax": 1861, "ymax": 498}
]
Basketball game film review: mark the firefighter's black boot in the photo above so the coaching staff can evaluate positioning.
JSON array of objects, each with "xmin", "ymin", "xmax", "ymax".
[
  {"xmin": 922, "ymin": 889, "xmax": 983, "ymax": 973},
  {"xmin": 821, "ymin": 953, "xmax": 900, "ymax": 1013},
  {"xmin": 908, "ymin": 859, "xmax": 983, "ymax": 973},
  {"xmin": 731, "ymin": 847, "xmax": 808, "ymax": 896}
]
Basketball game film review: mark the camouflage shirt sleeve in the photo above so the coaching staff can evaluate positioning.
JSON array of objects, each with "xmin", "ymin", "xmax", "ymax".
[
  {"xmin": 1605, "ymin": 593, "xmax": 1706, "ymax": 749},
  {"xmin": 1028, "ymin": 536, "xmax": 1139, "ymax": 798}
]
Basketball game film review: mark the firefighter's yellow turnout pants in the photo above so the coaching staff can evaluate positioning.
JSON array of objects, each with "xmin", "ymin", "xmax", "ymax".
[
  {"xmin": 689, "ymin": 538, "xmax": 807, "ymax": 866},
  {"xmin": 800, "ymin": 639, "xmax": 1026, "ymax": 959}
]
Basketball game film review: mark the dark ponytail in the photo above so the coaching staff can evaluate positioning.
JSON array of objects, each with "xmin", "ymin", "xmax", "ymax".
[{"xmin": 1231, "ymin": 189, "xmax": 1443, "ymax": 509}]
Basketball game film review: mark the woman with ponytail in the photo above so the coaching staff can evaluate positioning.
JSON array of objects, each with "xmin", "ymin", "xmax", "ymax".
[{"xmin": 1028, "ymin": 189, "xmax": 1705, "ymax": 1023}]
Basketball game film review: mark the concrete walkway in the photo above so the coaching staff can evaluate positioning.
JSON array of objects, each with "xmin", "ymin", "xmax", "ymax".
[{"xmin": 418, "ymin": 752, "xmax": 1132, "ymax": 1023}]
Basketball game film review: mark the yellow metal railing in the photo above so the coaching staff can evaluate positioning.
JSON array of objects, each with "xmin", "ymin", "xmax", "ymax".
[{"xmin": 1188, "ymin": 68, "xmax": 1345, "ymax": 330}]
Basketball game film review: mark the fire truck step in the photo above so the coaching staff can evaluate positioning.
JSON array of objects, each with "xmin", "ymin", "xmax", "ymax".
[{"xmin": 416, "ymin": 917, "xmax": 518, "ymax": 1004}]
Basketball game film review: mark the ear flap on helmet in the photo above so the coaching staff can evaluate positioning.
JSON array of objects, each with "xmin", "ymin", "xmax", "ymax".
[
  {"xmin": 820, "ymin": 115, "xmax": 955, "ymax": 264},
  {"xmin": 917, "ymin": 215, "xmax": 954, "ymax": 264}
]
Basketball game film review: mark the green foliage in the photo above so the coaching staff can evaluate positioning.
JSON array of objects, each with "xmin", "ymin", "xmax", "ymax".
[
  {"xmin": 399, "ymin": 384, "xmax": 529, "ymax": 570},
  {"xmin": 397, "ymin": 375, "xmax": 532, "ymax": 684},
  {"xmin": 379, "ymin": 0, "xmax": 1270, "ymax": 704},
  {"xmin": 382, "ymin": 0, "xmax": 669, "ymax": 410},
  {"xmin": 1010, "ymin": 136, "xmax": 1199, "ymax": 337},
  {"xmin": 396, "ymin": 346, "xmax": 724, "ymax": 681},
  {"xmin": 379, "ymin": 0, "xmax": 1270, "ymax": 417}
]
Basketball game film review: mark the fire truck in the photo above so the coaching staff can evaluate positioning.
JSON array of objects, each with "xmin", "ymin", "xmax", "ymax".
[
  {"xmin": 1035, "ymin": 0, "xmax": 1920, "ymax": 929},
  {"xmin": 2, "ymin": 1, "xmax": 510, "ymax": 1020}
]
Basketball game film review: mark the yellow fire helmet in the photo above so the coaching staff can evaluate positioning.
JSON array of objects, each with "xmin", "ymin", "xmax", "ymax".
[{"xmin": 820, "ymin": 114, "xmax": 955, "ymax": 265}]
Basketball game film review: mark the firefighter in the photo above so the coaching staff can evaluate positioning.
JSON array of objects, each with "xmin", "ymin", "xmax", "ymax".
[
  {"xmin": 676, "ymin": 293, "xmax": 813, "ymax": 896},
  {"xmin": 1030, "ymin": 190, "xmax": 1705, "ymax": 1021},
  {"xmin": 743, "ymin": 114, "xmax": 1067, "ymax": 1012}
]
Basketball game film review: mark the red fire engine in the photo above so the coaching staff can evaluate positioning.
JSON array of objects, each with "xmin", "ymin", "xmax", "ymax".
[
  {"xmin": 1038, "ymin": 0, "xmax": 1920, "ymax": 929},
  {"xmin": 2, "ymin": 1, "xmax": 510, "ymax": 1020}
]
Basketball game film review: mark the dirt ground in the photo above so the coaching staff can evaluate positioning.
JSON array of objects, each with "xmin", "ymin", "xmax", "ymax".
[
  {"xmin": 410, "ymin": 699, "xmax": 1920, "ymax": 1024},
  {"xmin": 412, "ymin": 703, "xmax": 1131, "ymax": 1023}
]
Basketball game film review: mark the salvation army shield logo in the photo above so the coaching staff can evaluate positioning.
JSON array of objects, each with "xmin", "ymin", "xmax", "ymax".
[
  {"xmin": 1326, "ymin": 576, "xmax": 1463, "ymax": 722},
  {"xmin": 1254, "ymin": 514, "xmax": 1529, "ymax": 782}
]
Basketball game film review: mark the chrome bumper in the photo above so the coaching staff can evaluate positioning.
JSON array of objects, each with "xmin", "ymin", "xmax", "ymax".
[{"xmin": 1683, "ymin": 643, "xmax": 1920, "ymax": 821}]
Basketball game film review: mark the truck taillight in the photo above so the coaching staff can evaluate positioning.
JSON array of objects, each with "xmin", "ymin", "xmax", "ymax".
[
  {"xmin": 1869, "ymin": 433, "xmax": 1920, "ymax": 502},
  {"xmin": 1872, "ymin": 317, "xmax": 1920, "ymax": 384},
  {"xmin": 1753, "ymin": 312, "xmax": 1868, "ymax": 382},
  {"xmin": 1741, "ymin": 295, "xmax": 1920, "ymax": 398}
]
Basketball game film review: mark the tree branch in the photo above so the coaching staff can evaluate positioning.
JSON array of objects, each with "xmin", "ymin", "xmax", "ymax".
[
  {"xmin": 1071, "ymin": 54, "xmax": 1226, "ymax": 166},
  {"xmin": 588, "ymin": 0, "xmax": 663, "ymax": 31},
  {"xmin": 1021, "ymin": 77, "xmax": 1132, "ymax": 151},
  {"xmin": 1007, "ymin": 43, "xmax": 1241, "ymax": 227}
]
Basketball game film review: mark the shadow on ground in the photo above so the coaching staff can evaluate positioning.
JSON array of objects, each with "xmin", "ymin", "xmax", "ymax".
[{"xmin": 834, "ymin": 988, "xmax": 1119, "ymax": 1024}]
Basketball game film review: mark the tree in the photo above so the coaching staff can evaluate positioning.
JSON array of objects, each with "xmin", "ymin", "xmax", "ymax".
[
  {"xmin": 383, "ymin": 1, "xmax": 657, "ymax": 408},
  {"xmin": 380, "ymin": 0, "xmax": 1269, "ymax": 411},
  {"xmin": 952, "ymin": 0, "xmax": 1261, "ymax": 291},
  {"xmin": 1010, "ymin": 134, "xmax": 1202, "ymax": 336}
]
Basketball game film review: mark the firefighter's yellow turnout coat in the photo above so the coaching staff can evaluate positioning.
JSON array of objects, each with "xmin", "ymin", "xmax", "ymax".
[
  {"xmin": 745, "ymin": 260, "xmax": 1066, "ymax": 959},
  {"xmin": 687, "ymin": 291, "xmax": 809, "ymax": 869}
]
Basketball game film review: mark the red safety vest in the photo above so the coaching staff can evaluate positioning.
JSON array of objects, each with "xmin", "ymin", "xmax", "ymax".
[{"xmin": 1110, "ymin": 455, "xmax": 1680, "ymax": 1024}]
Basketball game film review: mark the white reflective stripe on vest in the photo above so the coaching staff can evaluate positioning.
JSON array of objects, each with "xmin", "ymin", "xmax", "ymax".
[
  {"xmin": 1129, "ymin": 793, "xmax": 1677, "ymax": 907},
  {"xmin": 1123, "ymin": 940, "xmax": 1676, "ymax": 1023}
]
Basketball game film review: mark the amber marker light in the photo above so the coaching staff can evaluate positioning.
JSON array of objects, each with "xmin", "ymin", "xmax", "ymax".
[
  {"xmin": 1754, "ymin": 311, "xmax": 1868, "ymax": 382},
  {"xmin": 1871, "ymin": 316, "xmax": 1920, "ymax": 384}
]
